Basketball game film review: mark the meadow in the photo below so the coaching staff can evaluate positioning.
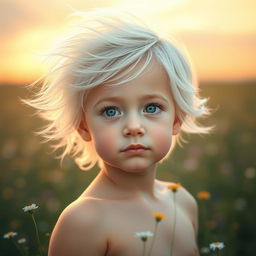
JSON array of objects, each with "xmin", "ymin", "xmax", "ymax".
[{"xmin": 0, "ymin": 81, "xmax": 255, "ymax": 255}]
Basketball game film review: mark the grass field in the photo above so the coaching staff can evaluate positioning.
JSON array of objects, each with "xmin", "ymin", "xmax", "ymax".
[{"xmin": 0, "ymin": 81, "xmax": 256, "ymax": 255}]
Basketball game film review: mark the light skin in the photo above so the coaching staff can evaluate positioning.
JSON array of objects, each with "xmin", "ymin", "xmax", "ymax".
[{"xmin": 48, "ymin": 58, "xmax": 199, "ymax": 256}]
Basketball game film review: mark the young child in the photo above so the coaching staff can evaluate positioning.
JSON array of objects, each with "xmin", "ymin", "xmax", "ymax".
[{"xmin": 26, "ymin": 10, "xmax": 211, "ymax": 256}]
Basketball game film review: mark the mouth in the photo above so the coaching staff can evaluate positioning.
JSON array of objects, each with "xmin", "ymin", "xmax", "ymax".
[{"xmin": 121, "ymin": 144, "xmax": 150, "ymax": 153}]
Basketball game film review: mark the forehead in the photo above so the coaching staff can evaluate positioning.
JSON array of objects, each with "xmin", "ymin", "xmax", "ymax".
[{"xmin": 86, "ymin": 58, "xmax": 173, "ymax": 105}]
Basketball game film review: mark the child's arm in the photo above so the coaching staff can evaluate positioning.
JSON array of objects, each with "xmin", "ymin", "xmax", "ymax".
[{"xmin": 48, "ymin": 199, "xmax": 108, "ymax": 256}]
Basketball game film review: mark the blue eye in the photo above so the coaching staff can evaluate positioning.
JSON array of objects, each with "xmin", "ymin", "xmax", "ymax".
[
  {"xmin": 144, "ymin": 103, "xmax": 162, "ymax": 114},
  {"xmin": 101, "ymin": 106, "xmax": 119, "ymax": 118}
]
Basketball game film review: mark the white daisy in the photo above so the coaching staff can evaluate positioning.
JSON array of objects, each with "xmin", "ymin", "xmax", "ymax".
[
  {"xmin": 209, "ymin": 242, "xmax": 225, "ymax": 251},
  {"xmin": 3, "ymin": 232, "xmax": 18, "ymax": 239},
  {"xmin": 22, "ymin": 203, "xmax": 39, "ymax": 213},
  {"xmin": 18, "ymin": 238, "xmax": 26, "ymax": 244},
  {"xmin": 134, "ymin": 231, "xmax": 154, "ymax": 242}
]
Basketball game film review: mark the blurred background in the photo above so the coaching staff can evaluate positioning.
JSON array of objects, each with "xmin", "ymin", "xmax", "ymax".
[{"xmin": 0, "ymin": 0, "xmax": 255, "ymax": 255}]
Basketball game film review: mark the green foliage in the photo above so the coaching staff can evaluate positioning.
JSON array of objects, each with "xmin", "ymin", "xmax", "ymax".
[{"xmin": 0, "ymin": 82, "xmax": 256, "ymax": 255}]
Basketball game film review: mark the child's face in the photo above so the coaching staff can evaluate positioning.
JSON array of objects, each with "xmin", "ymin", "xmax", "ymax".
[{"xmin": 81, "ymin": 58, "xmax": 180, "ymax": 172}]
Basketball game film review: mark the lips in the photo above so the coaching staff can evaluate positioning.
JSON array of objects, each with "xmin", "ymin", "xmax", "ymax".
[{"xmin": 121, "ymin": 144, "xmax": 149, "ymax": 152}]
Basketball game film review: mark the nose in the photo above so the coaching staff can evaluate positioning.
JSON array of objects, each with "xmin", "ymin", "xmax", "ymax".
[{"xmin": 122, "ymin": 115, "xmax": 145, "ymax": 137}]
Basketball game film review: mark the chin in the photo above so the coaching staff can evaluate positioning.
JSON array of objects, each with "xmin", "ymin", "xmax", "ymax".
[
  {"xmin": 103, "ymin": 157, "xmax": 160, "ymax": 173},
  {"xmin": 119, "ymin": 160, "xmax": 157, "ymax": 174}
]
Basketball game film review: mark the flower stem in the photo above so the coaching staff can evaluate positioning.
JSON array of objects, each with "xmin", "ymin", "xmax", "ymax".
[
  {"xmin": 170, "ymin": 193, "xmax": 177, "ymax": 256},
  {"xmin": 201, "ymin": 201, "xmax": 211, "ymax": 247},
  {"xmin": 12, "ymin": 240, "xmax": 25, "ymax": 256},
  {"xmin": 31, "ymin": 213, "xmax": 43, "ymax": 256},
  {"xmin": 148, "ymin": 222, "xmax": 158, "ymax": 256},
  {"xmin": 142, "ymin": 241, "xmax": 146, "ymax": 256}
]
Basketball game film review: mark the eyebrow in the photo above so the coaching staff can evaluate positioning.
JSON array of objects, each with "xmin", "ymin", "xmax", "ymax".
[{"xmin": 94, "ymin": 94, "xmax": 170, "ymax": 107}]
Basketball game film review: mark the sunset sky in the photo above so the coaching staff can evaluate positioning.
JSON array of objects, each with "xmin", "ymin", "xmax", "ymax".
[{"xmin": 0, "ymin": 0, "xmax": 255, "ymax": 84}]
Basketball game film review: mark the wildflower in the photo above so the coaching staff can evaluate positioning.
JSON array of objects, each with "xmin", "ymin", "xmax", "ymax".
[
  {"xmin": 135, "ymin": 231, "xmax": 154, "ymax": 256},
  {"xmin": 3, "ymin": 232, "xmax": 18, "ymax": 239},
  {"xmin": 134, "ymin": 231, "xmax": 154, "ymax": 242},
  {"xmin": 197, "ymin": 191, "xmax": 211, "ymax": 200},
  {"xmin": 197, "ymin": 191, "xmax": 211, "ymax": 245},
  {"xmin": 209, "ymin": 242, "xmax": 225, "ymax": 251},
  {"xmin": 147, "ymin": 212, "xmax": 166, "ymax": 255},
  {"xmin": 168, "ymin": 183, "xmax": 182, "ymax": 193},
  {"xmin": 152, "ymin": 212, "xmax": 167, "ymax": 223},
  {"xmin": 23, "ymin": 203, "xmax": 43, "ymax": 256},
  {"xmin": 200, "ymin": 247, "xmax": 210, "ymax": 254},
  {"xmin": 3, "ymin": 232, "xmax": 25, "ymax": 256},
  {"xmin": 22, "ymin": 203, "xmax": 39, "ymax": 214},
  {"xmin": 168, "ymin": 184, "xmax": 181, "ymax": 255},
  {"xmin": 17, "ymin": 238, "xmax": 26, "ymax": 244}
]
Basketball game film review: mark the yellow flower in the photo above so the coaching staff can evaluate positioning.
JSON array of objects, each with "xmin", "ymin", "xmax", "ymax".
[
  {"xmin": 152, "ymin": 212, "xmax": 167, "ymax": 222},
  {"xmin": 167, "ymin": 183, "xmax": 182, "ymax": 193},
  {"xmin": 197, "ymin": 191, "xmax": 211, "ymax": 200}
]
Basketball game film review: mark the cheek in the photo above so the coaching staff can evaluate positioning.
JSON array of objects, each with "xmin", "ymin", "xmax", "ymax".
[
  {"xmin": 151, "ymin": 124, "xmax": 173, "ymax": 153},
  {"xmin": 92, "ymin": 126, "xmax": 118, "ymax": 158}
]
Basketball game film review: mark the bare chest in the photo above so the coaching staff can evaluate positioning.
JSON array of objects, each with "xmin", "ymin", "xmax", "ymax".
[{"xmin": 103, "ymin": 200, "xmax": 197, "ymax": 256}]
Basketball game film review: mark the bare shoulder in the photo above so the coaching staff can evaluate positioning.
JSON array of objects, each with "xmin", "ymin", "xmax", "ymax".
[
  {"xmin": 157, "ymin": 180, "xmax": 197, "ymax": 208},
  {"xmin": 157, "ymin": 179, "xmax": 198, "ymax": 232},
  {"xmin": 48, "ymin": 197, "xmax": 108, "ymax": 256}
]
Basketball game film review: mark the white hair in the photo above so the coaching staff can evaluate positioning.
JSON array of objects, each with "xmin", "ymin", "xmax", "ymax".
[{"xmin": 24, "ymin": 9, "xmax": 212, "ymax": 170}]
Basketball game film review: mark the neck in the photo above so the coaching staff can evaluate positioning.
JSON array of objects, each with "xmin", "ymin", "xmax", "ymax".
[{"xmin": 99, "ymin": 164, "xmax": 158, "ymax": 199}]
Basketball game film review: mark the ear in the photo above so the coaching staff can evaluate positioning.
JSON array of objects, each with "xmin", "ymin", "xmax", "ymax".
[
  {"xmin": 172, "ymin": 116, "xmax": 182, "ymax": 135},
  {"xmin": 77, "ymin": 119, "xmax": 91, "ymax": 141}
]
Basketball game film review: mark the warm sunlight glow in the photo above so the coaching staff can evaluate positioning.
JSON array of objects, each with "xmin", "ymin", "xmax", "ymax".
[
  {"xmin": 0, "ymin": 0, "xmax": 255, "ymax": 84},
  {"xmin": 0, "ymin": 26, "xmax": 69, "ymax": 84},
  {"xmin": 117, "ymin": 0, "xmax": 187, "ymax": 14}
]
